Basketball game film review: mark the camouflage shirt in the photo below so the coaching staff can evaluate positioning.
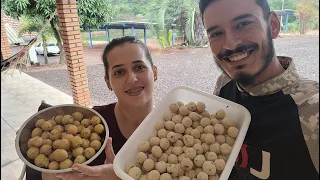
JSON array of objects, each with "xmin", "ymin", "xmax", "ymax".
[{"xmin": 214, "ymin": 56, "xmax": 319, "ymax": 180}]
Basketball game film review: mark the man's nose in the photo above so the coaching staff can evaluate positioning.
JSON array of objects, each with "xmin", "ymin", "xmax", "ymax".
[{"xmin": 223, "ymin": 31, "xmax": 242, "ymax": 51}]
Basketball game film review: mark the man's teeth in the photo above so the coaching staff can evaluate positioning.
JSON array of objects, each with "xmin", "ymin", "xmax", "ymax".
[
  {"xmin": 126, "ymin": 88, "xmax": 143, "ymax": 93},
  {"xmin": 229, "ymin": 52, "xmax": 249, "ymax": 61}
]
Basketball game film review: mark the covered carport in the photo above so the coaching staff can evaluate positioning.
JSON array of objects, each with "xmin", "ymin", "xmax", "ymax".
[{"xmin": 274, "ymin": 9, "xmax": 296, "ymax": 33}]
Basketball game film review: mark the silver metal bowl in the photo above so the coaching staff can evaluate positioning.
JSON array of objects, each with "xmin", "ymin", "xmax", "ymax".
[{"xmin": 15, "ymin": 104, "xmax": 109, "ymax": 173}]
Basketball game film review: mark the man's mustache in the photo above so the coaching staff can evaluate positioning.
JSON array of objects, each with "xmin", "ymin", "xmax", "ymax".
[{"xmin": 217, "ymin": 44, "xmax": 258, "ymax": 61}]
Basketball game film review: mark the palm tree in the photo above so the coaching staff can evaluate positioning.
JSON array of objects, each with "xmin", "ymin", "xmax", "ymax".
[
  {"xmin": 19, "ymin": 16, "xmax": 53, "ymax": 64},
  {"xmin": 148, "ymin": 0, "xmax": 207, "ymax": 48}
]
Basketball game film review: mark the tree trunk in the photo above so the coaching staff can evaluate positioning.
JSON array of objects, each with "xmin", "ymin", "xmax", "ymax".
[
  {"xmin": 193, "ymin": 11, "xmax": 207, "ymax": 46},
  {"xmin": 42, "ymin": 32, "xmax": 48, "ymax": 65},
  {"xmin": 50, "ymin": 20, "xmax": 66, "ymax": 64}
]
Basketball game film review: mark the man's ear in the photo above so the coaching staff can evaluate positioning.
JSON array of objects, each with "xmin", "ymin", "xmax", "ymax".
[
  {"xmin": 268, "ymin": 11, "xmax": 281, "ymax": 39},
  {"xmin": 104, "ymin": 75, "xmax": 112, "ymax": 89},
  {"xmin": 153, "ymin": 65, "xmax": 158, "ymax": 81}
]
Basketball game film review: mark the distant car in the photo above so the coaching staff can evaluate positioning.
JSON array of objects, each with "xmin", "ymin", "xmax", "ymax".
[{"xmin": 35, "ymin": 41, "xmax": 60, "ymax": 55}]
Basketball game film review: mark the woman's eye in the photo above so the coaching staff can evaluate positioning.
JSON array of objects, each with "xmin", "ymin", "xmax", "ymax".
[
  {"xmin": 238, "ymin": 21, "xmax": 251, "ymax": 28},
  {"xmin": 114, "ymin": 70, "xmax": 124, "ymax": 76},
  {"xmin": 135, "ymin": 65, "xmax": 146, "ymax": 71}
]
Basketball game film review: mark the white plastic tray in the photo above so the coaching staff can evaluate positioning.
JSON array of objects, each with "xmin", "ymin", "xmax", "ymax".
[{"xmin": 113, "ymin": 86, "xmax": 251, "ymax": 180}]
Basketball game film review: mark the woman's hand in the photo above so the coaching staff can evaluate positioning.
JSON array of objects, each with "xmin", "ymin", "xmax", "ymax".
[{"xmin": 51, "ymin": 137, "xmax": 119, "ymax": 180}]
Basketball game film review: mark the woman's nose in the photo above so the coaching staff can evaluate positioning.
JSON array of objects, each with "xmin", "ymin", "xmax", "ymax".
[{"xmin": 127, "ymin": 71, "xmax": 138, "ymax": 84}]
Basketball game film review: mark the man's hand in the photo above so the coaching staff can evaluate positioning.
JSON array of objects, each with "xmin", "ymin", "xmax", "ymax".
[{"xmin": 54, "ymin": 137, "xmax": 119, "ymax": 180}]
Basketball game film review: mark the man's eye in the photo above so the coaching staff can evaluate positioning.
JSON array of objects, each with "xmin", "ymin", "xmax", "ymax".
[
  {"xmin": 210, "ymin": 31, "xmax": 223, "ymax": 38},
  {"xmin": 238, "ymin": 21, "xmax": 251, "ymax": 28}
]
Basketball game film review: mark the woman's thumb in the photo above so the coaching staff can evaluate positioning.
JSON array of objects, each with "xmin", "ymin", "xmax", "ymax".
[{"xmin": 105, "ymin": 137, "xmax": 115, "ymax": 164}]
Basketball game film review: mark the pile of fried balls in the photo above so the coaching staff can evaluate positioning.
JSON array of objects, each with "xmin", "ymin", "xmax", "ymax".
[
  {"xmin": 26, "ymin": 112, "xmax": 105, "ymax": 170},
  {"xmin": 125, "ymin": 101, "xmax": 239, "ymax": 180}
]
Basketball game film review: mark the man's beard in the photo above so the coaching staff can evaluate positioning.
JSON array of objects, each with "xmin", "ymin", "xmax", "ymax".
[{"xmin": 215, "ymin": 26, "xmax": 275, "ymax": 87}]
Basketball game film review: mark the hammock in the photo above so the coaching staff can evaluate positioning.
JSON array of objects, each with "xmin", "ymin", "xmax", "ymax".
[{"xmin": 1, "ymin": 10, "xmax": 58, "ymax": 72}]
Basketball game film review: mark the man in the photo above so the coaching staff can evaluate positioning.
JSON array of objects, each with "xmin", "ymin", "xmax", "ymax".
[{"xmin": 199, "ymin": 0, "xmax": 319, "ymax": 179}]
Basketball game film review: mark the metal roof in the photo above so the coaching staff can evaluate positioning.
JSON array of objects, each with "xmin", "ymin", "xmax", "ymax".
[{"xmin": 274, "ymin": 9, "xmax": 296, "ymax": 16}]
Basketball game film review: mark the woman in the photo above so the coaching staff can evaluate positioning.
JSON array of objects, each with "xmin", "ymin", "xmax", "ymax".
[{"xmin": 42, "ymin": 36, "xmax": 158, "ymax": 180}]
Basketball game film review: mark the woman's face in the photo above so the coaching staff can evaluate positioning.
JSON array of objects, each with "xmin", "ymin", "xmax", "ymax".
[{"xmin": 106, "ymin": 43, "xmax": 157, "ymax": 107}]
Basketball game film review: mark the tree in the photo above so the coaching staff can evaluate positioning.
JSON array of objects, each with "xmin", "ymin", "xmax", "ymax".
[
  {"xmin": 1, "ymin": 0, "xmax": 116, "ymax": 64},
  {"xmin": 19, "ymin": 15, "xmax": 53, "ymax": 64},
  {"xmin": 148, "ymin": 0, "xmax": 207, "ymax": 48},
  {"xmin": 296, "ymin": 0, "xmax": 318, "ymax": 34}
]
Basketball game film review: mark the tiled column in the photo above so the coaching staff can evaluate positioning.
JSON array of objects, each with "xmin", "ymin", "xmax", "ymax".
[
  {"xmin": 56, "ymin": 0, "xmax": 91, "ymax": 106},
  {"xmin": 1, "ymin": 12, "xmax": 11, "ymax": 60}
]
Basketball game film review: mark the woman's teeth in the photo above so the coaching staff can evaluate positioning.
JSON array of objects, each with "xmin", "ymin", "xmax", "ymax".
[
  {"xmin": 126, "ymin": 87, "xmax": 143, "ymax": 93},
  {"xmin": 229, "ymin": 52, "xmax": 249, "ymax": 62}
]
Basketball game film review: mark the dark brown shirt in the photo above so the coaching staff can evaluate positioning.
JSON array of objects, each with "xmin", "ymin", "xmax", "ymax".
[{"xmin": 89, "ymin": 103, "xmax": 128, "ymax": 165}]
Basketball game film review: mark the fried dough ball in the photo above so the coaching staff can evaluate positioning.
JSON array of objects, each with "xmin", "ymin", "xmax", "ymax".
[
  {"xmin": 48, "ymin": 161, "xmax": 59, "ymax": 170},
  {"xmin": 72, "ymin": 112, "xmax": 84, "ymax": 121},
  {"xmin": 227, "ymin": 127, "xmax": 239, "ymax": 138},
  {"xmin": 220, "ymin": 143, "xmax": 232, "ymax": 155},
  {"xmin": 172, "ymin": 115, "xmax": 182, "ymax": 124},
  {"xmin": 214, "ymin": 159, "xmax": 226, "ymax": 171},
  {"xmin": 129, "ymin": 167, "xmax": 142, "ymax": 180},
  {"xmin": 225, "ymin": 135, "xmax": 235, "ymax": 146},
  {"xmin": 74, "ymin": 155, "xmax": 86, "ymax": 164},
  {"xmin": 215, "ymin": 110, "xmax": 225, "ymax": 120},
  {"xmin": 43, "ymin": 139, "xmax": 53, "ymax": 146},
  {"xmin": 194, "ymin": 154, "xmax": 206, "ymax": 167},
  {"xmin": 41, "ymin": 121, "xmax": 53, "ymax": 131},
  {"xmin": 204, "ymin": 134, "xmax": 215, "ymax": 145},
  {"xmin": 40, "ymin": 144, "xmax": 52, "ymax": 156},
  {"xmin": 182, "ymin": 116, "xmax": 193, "ymax": 128},
  {"xmin": 165, "ymin": 121, "xmax": 175, "ymax": 131},
  {"xmin": 215, "ymin": 135, "xmax": 226, "ymax": 145},
  {"xmin": 148, "ymin": 170, "xmax": 160, "ymax": 180},
  {"xmin": 84, "ymin": 147, "xmax": 96, "ymax": 159},
  {"xmin": 54, "ymin": 115, "xmax": 63, "ymax": 124},
  {"xmin": 139, "ymin": 141, "xmax": 151, "ymax": 152},
  {"xmin": 72, "ymin": 147, "xmax": 84, "ymax": 157},
  {"xmin": 60, "ymin": 159, "xmax": 73, "ymax": 169},
  {"xmin": 143, "ymin": 158, "xmax": 155, "ymax": 172},
  {"xmin": 62, "ymin": 115, "xmax": 73, "ymax": 125},
  {"xmin": 81, "ymin": 128, "xmax": 92, "ymax": 139},
  {"xmin": 90, "ymin": 140, "xmax": 102, "ymax": 151},
  {"xmin": 221, "ymin": 118, "xmax": 236, "ymax": 129},
  {"xmin": 197, "ymin": 172, "xmax": 209, "ymax": 180},
  {"xmin": 32, "ymin": 128, "xmax": 43, "ymax": 137},
  {"xmin": 50, "ymin": 129, "xmax": 62, "ymax": 141},
  {"xmin": 200, "ymin": 118, "xmax": 211, "ymax": 127},
  {"xmin": 179, "ymin": 106, "xmax": 189, "ymax": 116},
  {"xmin": 27, "ymin": 147, "xmax": 40, "ymax": 159},
  {"xmin": 90, "ymin": 133, "xmax": 101, "ymax": 141},
  {"xmin": 150, "ymin": 137, "xmax": 161, "ymax": 147},
  {"xmin": 163, "ymin": 111, "xmax": 173, "ymax": 122},
  {"xmin": 34, "ymin": 154, "xmax": 49, "ymax": 168},
  {"xmin": 152, "ymin": 146, "xmax": 163, "ymax": 158},
  {"xmin": 196, "ymin": 102, "xmax": 206, "ymax": 113},
  {"xmin": 93, "ymin": 124, "xmax": 104, "ymax": 134},
  {"xmin": 186, "ymin": 102, "xmax": 197, "ymax": 112},
  {"xmin": 201, "ymin": 110, "xmax": 211, "ymax": 118},
  {"xmin": 169, "ymin": 103, "xmax": 180, "ymax": 113},
  {"xmin": 67, "ymin": 125, "xmax": 78, "ymax": 135},
  {"xmin": 81, "ymin": 119, "xmax": 90, "ymax": 127},
  {"xmin": 35, "ymin": 119, "xmax": 46, "ymax": 128},
  {"xmin": 158, "ymin": 129, "xmax": 168, "ymax": 139},
  {"xmin": 28, "ymin": 136, "xmax": 43, "ymax": 148},
  {"xmin": 189, "ymin": 112, "xmax": 201, "ymax": 121},
  {"xmin": 53, "ymin": 149, "xmax": 68, "ymax": 162},
  {"xmin": 90, "ymin": 116, "xmax": 101, "ymax": 126}
]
